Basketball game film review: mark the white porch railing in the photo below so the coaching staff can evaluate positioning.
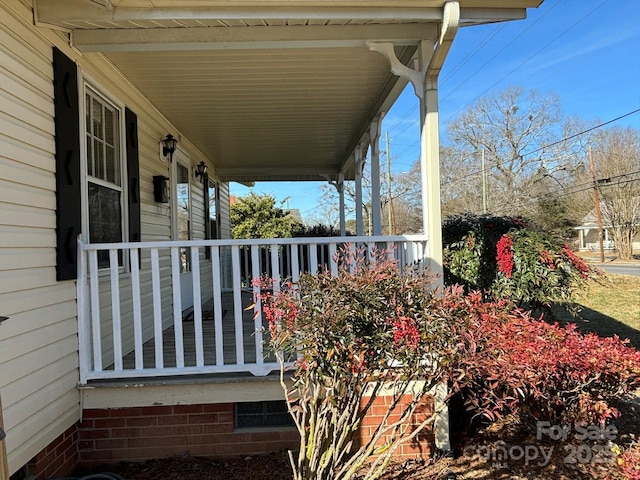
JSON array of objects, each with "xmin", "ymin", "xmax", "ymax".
[{"xmin": 76, "ymin": 235, "xmax": 429, "ymax": 384}]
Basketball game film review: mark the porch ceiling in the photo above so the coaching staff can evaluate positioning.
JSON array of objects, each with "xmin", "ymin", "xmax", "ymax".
[{"xmin": 36, "ymin": 0, "xmax": 543, "ymax": 183}]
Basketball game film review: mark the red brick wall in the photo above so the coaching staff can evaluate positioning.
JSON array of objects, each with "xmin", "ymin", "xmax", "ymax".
[
  {"xmin": 26, "ymin": 397, "xmax": 434, "ymax": 476},
  {"xmin": 357, "ymin": 394, "xmax": 434, "ymax": 459},
  {"xmin": 29, "ymin": 424, "xmax": 79, "ymax": 480},
  {"xmin": 77, "ymin": 404, "xmax": 300, "ymax": 465}
]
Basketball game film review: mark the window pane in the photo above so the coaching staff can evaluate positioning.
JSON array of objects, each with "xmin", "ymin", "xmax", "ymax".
[
  {"xmin": 177, "ymin": 164, "xmax": 190, "ymax": 242},
  {"xmin": 208, "ymin": 181, "xmax": 218, "ymax": 240},
  {"xmin": 88, "ymin": 182, "xmax": 122, "ymax": 268},
  {"xmin": 85, "ymin": 93, "xmax": 91, "ymax": 131},
  {"xmin": 86, "ymin": 91, "xmax": 120, "ymax": 186},
  {"xmin": 208, "ymin": 183, "xmax": 217, "ymax": 221},
  {"xmin": 177, "ymin": 163, "xmax": 191, "ymax": 273},
  {"xmin": 105, "ymin": 145, "xmax": 118, "ymax": 185},
  {"xmin": 86, "ymin": 133, "xmax": 94, "ymax": 177},
  {"xmin": 104, "ymin": 107, "xmax": 115, "ymax": 145},
  {"xmin": 92, "ymin": 98, "xmax": 103, "ymax": 140},
  {"xmin": 94, "ymin": 138, "xmax": 104, "ymax": 180}
]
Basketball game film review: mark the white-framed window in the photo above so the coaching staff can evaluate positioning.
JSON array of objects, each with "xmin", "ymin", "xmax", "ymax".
[{"xmin": 83, "ymin": 84, "xmax": 127, "ymax": 268}]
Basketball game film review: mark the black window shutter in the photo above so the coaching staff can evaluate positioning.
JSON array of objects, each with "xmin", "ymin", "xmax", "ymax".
[
  {"xmin": 125, "ymin": 108, "xmax": 141, "ymax": 242},
  {"xmin": 53, "ymin": 47, "xmax": 81, "ymax": 281}
]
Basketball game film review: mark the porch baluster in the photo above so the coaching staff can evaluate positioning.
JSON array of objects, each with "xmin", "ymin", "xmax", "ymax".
[
  {"xmin": 150, "ymin": 248, "xmax": 164, "ymax": 368},
  {"xmin": 210, "ymin": 245, "xmax": 224, "ymax": 366},
  {"xmin": 171, "ymin": 247, "xmax": 185, "ymax": 368},
  {"xmin": 130, "ymin": 248, "xmax": 144, "ymax": 370},
  {"xmin": 191, "ymin": 246, "xmax": 205, "ymax": 367},
  {"xmin": 109, "ymin": 249, "xmax": 123, "ymax": 371},
  {"xmin": 231, "ymin": 246, "xmax": 245, "ymax": 365},
  {"xmin": 88, "ymin": 250, "xmax": 102, "ymax": 373}
]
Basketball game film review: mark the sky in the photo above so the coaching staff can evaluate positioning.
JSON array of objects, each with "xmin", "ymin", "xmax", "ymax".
[{"xmin": 230, "ymin": 0, "xmax": 640, "ymax": 224}]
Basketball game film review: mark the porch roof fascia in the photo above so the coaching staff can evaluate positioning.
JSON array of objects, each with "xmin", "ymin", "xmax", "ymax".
[{"xmin": 35, "ymin": 1, "xmax": 541, "ymax": 30}]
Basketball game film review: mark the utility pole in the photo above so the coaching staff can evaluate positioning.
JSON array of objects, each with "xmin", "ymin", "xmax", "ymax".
[
  {"xmin": 588, "ymin": 146, "xmax": 605, "ymax": 263},
  {"xmin": 385, "ymin": 131, "xmax": 396, "ymax": 234},
  {"xmin": 481, "ymin": 148, "xmax": 487, "ymax": 214}
]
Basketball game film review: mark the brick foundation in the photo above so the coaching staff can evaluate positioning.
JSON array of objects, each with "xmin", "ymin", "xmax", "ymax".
[
  {"xmin": 357, "ymin": 394, "xmax": 435, "ymax": 459},
  {"xmin": 26, "ymin": 396, "xmax": 435, "ymax": 477},
  {"xmin": 76, "ymin": 404, "xmax": 300, "ymax": 465},
  {"xmin": 29, "ymin": 424, "xmax": 79, "ymax": 480}
]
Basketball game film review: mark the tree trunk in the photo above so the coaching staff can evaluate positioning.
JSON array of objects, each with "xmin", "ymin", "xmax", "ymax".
[{"xmin": 612, "ymin": 227, "xmax": 635, "ymax": 260}]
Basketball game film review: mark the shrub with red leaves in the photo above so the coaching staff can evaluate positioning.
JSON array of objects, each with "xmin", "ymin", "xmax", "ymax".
[
  {"xmin": 496, "ymin": 234, "xmax": 514, "ymax": 278},
  {"xmin": 446, "ymin": 286, "xmax": 640, "ymax": 426},
  {"xmin": 619, "ymin": 442, "xmax": 640, "ymax": 480},
  {"xmin": 444, "ymin": 215, "xmax": 602, "ymax": 312},
  {"xmin": 253, "ymin": 245, "xmax": 459, "ymax": 480}
]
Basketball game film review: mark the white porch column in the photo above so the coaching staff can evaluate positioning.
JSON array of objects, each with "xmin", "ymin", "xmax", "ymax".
[
  {"xmin": 368, "ymin": 2, "xmax": 459, "ymax": 456},
  {"xmin": 338, "ymin": 173, "xmax": 346, "ymax": 236},
  {"xmin": 422, "ymin": 3, "xmax": 459, "ymax": 281},
  {"xmin": 330, "ymin": 173, "xmax": 347, "ymax": 236},
  {"xmin": 420, "ymin": 88, "xmax": 444, "ymax": 278},
  {"xmin": 368, "ymin": 2, "xmax": 459, "ymax": 281},
  {"xmin": 370, "ymin": 114, "xmax": 384, "ymax": 236},
  {"xmin": 354, "ymin": 144, "xmax": 365, "ymax": 236}
]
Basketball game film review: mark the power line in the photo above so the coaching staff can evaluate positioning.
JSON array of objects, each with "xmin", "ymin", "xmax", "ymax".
[
  {"xmin": 385, "ymin": 0, "xmax": 562, "ymax": 139},
  {"xmin": 517, "ymin": 173, "xmax": 640, "ymax": 209},
  {"xmin": 521, "ymin": 108, "xmax": 640, "ymax": 158},
  {"xmin": 440, "ymin": 0, "xmax": 563, "ymax": 105},
  {"xmin": 442, "ymin": 0, "xmax": 610, "ymax": 124},
  {"xmin": 441, "ymin": 108, "xmax": 640, "ymax": 186},
  {"xmin": 440, "ymin": 24, "xmax": 507, "ymax": 85}
]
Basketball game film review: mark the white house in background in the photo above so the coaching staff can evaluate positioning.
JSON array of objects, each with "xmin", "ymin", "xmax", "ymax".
[
  {"xmin": 575, "ymin": 204, "xmax": 640, "ymax": 253},
  {"xmin": 0, "ymin": 1, "xmax": 543, "ymax": 478}
]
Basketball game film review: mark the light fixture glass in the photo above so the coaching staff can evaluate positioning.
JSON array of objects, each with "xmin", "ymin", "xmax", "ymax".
[
  {"xmin": 162, "ymin": 134, "xmax": 177, "ymax": 161},
  {"xmin": 195, "ymin": 161, "xmax": 207, "ymax": 182}
]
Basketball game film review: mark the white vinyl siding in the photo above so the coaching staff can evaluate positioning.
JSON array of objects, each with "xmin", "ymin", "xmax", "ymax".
[
  {"xmin": 0, "ymin": 0, "xmax": 80, "ymax": 474},
  {"xmin": 0, "ymin": 0, "xmax": 228, "ymax": 475}
]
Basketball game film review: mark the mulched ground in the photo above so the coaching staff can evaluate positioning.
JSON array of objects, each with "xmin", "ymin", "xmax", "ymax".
[{"xmin": 78, "ymin": 395, "xmax": 639, "ymax": 480}]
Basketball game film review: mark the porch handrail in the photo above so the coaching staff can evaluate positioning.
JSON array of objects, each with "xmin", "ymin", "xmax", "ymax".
[
  {"xmin": 78, "ymin": 234, "xmax": 430, "ymax": 251},
  {"xmin": 77, "ymin": 235, "xmax": 430, "ymax": 385}
]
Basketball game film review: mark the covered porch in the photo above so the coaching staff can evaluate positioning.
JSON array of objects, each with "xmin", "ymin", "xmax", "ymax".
[{"xmin": 34, "ymin": 1, "xmax": 542, "ymax": 385}]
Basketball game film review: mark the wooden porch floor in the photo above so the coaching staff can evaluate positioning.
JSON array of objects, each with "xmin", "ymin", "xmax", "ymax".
[{"xmin": 120, "ymin": 291, "xmax": 276, "ymax": 370}]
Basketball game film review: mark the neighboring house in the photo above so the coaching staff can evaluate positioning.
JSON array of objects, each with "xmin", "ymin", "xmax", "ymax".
[
  {"xmin": 285, "ymin": 209, "xmax": 304, "ymax": 225},
  {"xmin": 575, "ymin": 208, "xmax": 640, "ymax": 253},
  {"xmin": 0, "ymin": 1, "xmax": 542, "ymax": 478}
]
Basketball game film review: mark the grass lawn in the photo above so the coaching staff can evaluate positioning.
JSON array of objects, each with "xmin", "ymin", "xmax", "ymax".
[{"xmin": 554, "ymin": 273, "xmax": 640, "ymax": 348}]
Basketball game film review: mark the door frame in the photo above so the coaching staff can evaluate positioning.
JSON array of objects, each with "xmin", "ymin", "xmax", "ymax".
[{"xmin": 171, "ymin": 147, "xmax": 194, "ymax": 310}]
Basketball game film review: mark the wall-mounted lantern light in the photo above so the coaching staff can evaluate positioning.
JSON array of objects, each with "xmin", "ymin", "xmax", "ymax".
[
  {"xmin": 162, "ymin": 134, "xmax": 178, "ymax": 162},
  {"xmin": 195, "ymin": 161, "xmax": 207, "ymax": 182}
]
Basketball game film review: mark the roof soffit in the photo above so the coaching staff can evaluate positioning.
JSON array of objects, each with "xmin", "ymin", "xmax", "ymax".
[{"xmin": 33, "ymin": 0, "xmax": 542, "ymax": 182}]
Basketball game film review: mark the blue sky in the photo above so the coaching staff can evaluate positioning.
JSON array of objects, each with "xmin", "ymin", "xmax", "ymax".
[{"xmin": 231, "ymin": 0, "xmax": 640, "ymax": 223}]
